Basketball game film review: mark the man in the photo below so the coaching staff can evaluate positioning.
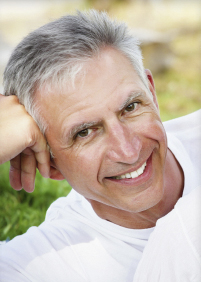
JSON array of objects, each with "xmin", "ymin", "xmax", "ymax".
[{"xmin": 0, "ymin": 10, "xmax": 200, "ymax": 281}]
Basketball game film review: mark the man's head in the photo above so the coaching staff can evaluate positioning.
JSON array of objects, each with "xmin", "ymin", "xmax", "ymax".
[
  {"xmin": 3, "ymin": 10, "xmax": 167, "ymax": 217},
  {"xmin": 3, "ymin": 9, "xmax": 149, "ymax": 133}
]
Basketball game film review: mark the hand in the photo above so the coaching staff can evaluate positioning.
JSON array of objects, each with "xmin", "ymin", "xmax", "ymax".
[{"xmin": 0, "ymin": 94, "xmax": 50, "ymax": 192}]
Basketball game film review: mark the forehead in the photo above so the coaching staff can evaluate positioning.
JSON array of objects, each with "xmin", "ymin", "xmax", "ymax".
[{"xmin": 36, "ymin": 48, "xmax": 149, "ymax": 135}]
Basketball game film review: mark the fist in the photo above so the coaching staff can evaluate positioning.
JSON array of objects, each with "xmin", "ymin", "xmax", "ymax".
[{"xmin": 0, "ymin": 94, "xmax": 50, "ymax": 192}]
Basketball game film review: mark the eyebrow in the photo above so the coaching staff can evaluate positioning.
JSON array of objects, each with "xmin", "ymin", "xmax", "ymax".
[
  {"xmin": 68, "ymin": 121, "xmax": 100, "ymax": 140},
  {"xmin": 65, "ymin": 91, "xmax": 144, "ymax": 141},
  {"xmin": 118, "ymin": 92, "xmax": 143, "ymax": 111}
]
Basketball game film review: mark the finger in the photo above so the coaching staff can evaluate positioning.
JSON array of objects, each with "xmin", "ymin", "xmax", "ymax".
[
  {"xmin": 9, "ymin": 155, "xmax": 22, "ymax": 191},
  {"xmin": 30, "ymin": 137, "xmax": 50, "ymax": 178},
  {"xmin": 20, "ymin": 148, "xmax": 37, "ymax": 193},
  {"xmin": 35, "ymin": 147, "xmax": 50, "ymax": 179}
]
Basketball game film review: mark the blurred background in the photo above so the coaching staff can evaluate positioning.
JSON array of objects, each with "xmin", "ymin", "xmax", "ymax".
[{"xmin": 0, "ymin": 0, "xmax": 201, "ymax": 241}]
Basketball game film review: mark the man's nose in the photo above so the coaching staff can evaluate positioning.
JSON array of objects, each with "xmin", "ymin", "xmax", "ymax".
[{"xmin": 106, "ymin": 122, "xmax": 141, "ymax": 164}]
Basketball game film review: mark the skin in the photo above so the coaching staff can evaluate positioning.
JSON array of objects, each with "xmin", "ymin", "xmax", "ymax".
[
  {"xmin": 34, "ymin": 47, "xmax": 184, "ymax": 229},
  {"xmin": 0, "ymin": 94, "xmax": 50, "ymax": 192}
]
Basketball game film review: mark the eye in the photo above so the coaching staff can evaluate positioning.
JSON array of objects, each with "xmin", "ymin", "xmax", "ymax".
[
  {"xmin": 124, "ymin": 102, "xmax": 138, "ymax": 112},
  {"xmin": 77, "ymin": 128, "xmax": 93, "ymax": 138}
]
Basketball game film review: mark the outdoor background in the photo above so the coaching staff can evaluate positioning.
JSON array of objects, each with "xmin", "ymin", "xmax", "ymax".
[{"xmin": 0, "ymin": 0, "xmax": 200, "ymax": 241}]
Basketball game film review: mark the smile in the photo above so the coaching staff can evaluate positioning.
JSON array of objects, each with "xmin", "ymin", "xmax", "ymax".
[{"xmin": 113, "ymin": 162, "xmax": 147, "ymax": 180}]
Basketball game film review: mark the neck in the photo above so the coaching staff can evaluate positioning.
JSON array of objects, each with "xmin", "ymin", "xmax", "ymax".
[
  {"xmin": 157, "ymin": 148, "xmax": 184, "ymax": 217},
  {"xmin": 88, "ymin": 149, "xmax": 184, "ymax": 229}
]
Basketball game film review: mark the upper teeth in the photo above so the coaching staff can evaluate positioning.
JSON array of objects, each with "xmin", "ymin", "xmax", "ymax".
[{"xmin": 115, "ymin": 162, "xmax": 146, "ymax": 180}]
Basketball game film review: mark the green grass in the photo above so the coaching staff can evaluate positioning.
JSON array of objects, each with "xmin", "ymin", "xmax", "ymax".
[
  {"xmin": 156, "ymin": 68, "xmax": 201, "ymax": 121},
  {"xmin": 0, "ymin": 162, "xmax": 71, "ymax": 241},
  {"xmin": 155, "ymin": 31, "xmax": 201, "ymax": 121}
]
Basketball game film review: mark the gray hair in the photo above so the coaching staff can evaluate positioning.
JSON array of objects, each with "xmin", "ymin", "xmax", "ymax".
[{"xmin": 3, "ymin": 9, "xmax": 148, "ymax": 133}]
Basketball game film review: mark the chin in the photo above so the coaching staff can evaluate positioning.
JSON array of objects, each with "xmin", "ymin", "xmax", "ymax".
[{"xmin": 120, "ymin": 184, "xmax": 164, "ymax": 213}]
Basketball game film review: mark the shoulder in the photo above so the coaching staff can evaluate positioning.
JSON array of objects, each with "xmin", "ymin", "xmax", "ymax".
[
  {"xmin": 156, "ymin": 185, "xmax": 201, "ymax": 253},
  {"xmin": 133, "ymin": 186, "xmax": 201, "ymax": 282},
  {"xmin": 163, "ymin": 110, "xmax": 201, "ymax": 132},
  {"xmin": 174, "ymin": 185, "xmax": 201, "ymax": 253},
  {"xmin": 0, "ymin": 191, "xmax": 92, "ymax": 281},
  {"xmin": 45, "ymin": 189, "xmax": 84, "ymax": 221},
  {"xmin": 0, "ymin": 216, "xmax": 90, "ymax": 281},
  {"xmin": 164, "ymin": 110, "xmax": 201, "ymax": 163}
]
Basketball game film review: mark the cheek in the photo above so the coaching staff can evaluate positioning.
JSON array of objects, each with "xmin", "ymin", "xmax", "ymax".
[
  {"xmin": 148, "ymin": 120, "xmax": 166, "ymax": 144},
  {"xmin": 147, "ymin": 119, "xmax": 167, "ymax": 165},
  {"xmin": 132, "ymin": 114, "xmax": 167, "ymax": 166},
  {"xmin": 136, "ymin": 113, "xmax": 166, "ymax": 145},
  {"xmin": 60, "ymin": 144, "xmax": 104, "ymax": 187}
]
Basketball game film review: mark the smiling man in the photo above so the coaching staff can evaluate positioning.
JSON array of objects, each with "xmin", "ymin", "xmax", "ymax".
[
  {"xmin": 35, "ymin": 47, "xmax": 182, "ymax": 229},
  {"xmin": 0, "ymin": 10, "xmax": 200, "ymax": 282}
]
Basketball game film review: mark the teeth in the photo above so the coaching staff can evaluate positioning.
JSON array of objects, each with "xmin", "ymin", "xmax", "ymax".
[
  {"xmin": 131, "ymin": 171, "xmax": 138, "ymax": 178},
  {"xmin": 115, "ymin": 161, "xmax": 146, "ymax": 180}
]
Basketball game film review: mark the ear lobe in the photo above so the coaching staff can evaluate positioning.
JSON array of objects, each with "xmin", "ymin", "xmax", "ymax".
[
  {"xmin": 49, "ymin": 160, "xmax": 65, "ymax": 180},
  {"xmin": 145, "ymin": 69, "xmax": 159, "ymax": 109}
]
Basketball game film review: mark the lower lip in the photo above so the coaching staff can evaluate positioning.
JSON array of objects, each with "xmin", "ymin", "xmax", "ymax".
[{"xmin": 106, "ymin": 154, "xmax": 153, "ymax": 186}]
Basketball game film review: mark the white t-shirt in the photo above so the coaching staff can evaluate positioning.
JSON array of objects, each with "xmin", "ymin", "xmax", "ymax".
[
  {"xmin": 133, "ymin": 185, "xmax": 201, "ymax": 282},
  {"xmin": 0, "ymin": 110, "xmax": 200, "ymax": 282}
]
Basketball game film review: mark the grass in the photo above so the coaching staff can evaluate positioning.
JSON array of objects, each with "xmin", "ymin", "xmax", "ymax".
[
  {"xmin": 0, "ymin": 162, "xmax": 71, "ymax": 241},
  {"xmin": 154, "ymin": 30, "xmax": 201, "ymax": 121}
]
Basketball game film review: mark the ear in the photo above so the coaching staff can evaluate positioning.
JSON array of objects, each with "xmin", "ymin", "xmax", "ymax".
[
  {"xmin": 145, "ymin": 69, "xmax": 159, "ymax": 109},
  {"xmin": 49, "ymin": 159, "xmax": 65, "ymax": 180}
]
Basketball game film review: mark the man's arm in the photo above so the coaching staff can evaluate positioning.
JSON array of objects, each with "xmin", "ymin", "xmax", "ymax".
[{"xmin": 0, "ymin": 94, "xmax": 50, "ymax": 192}]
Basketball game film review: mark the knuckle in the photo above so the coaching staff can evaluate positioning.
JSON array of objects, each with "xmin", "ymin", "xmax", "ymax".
[
  {"xmin": 25, "ymin": 122, "xmax": 43, "ymax": 148},
  {"xmin": 0, "ymin": 94, "xmax": 18, "ymax": 107},
  {"xmin": 7, "ymin": 95, "xmax": 20, "ymax": 105},
  {"xmin": 10, "ymin": 95, "xmax": 19, "ymax": 102}
]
